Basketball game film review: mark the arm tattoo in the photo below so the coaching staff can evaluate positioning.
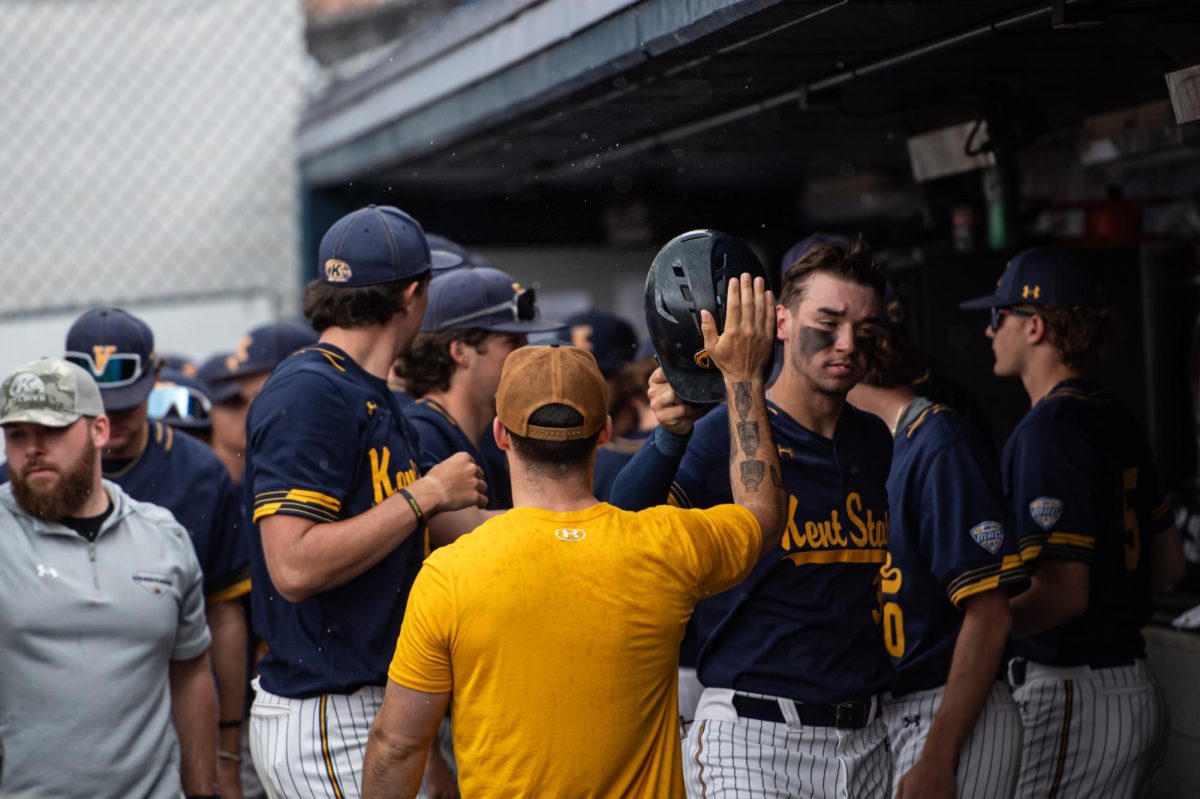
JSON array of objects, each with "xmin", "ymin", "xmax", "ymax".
[
  {"xmin": 770, "ymin": 464, "xmax": 782, "ymax": 488},
  {"xmin": 733, "ymin": 382, "xmax": 752, "ymax": 421},
  {"xmin": 737, "ymin": 421, "xmax": 760, "ymax": 457},
  {"xmin": 740, "ymin": 461, "xmax": 765, "ymax": 492}
]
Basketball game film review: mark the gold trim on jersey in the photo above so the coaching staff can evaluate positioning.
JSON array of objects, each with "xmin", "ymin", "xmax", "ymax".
[
  {"xmin": 207, "ymin": 577, "xmax": 252, "ymax": 604},
  {"xmin": 253, "ymin": 488, "xmax": 342, "ymax": 523},
  {"xmin": 947, "ymin": 555, "xmax": 1027, "ymax": 607},
  {"xmin": 784, "ymin": 548, "xmax": 887, "ymax": 566},
  {"xmin": 1018, "ymin": 530, "xmax": 1094, "ymax": 562},
  {"xmin": 299, "ymin": 346, "xmax": 348, "ymax": 373},
  {"xmin": 418, "ymin": 397, "xmax": 459, "ymax": 427}
]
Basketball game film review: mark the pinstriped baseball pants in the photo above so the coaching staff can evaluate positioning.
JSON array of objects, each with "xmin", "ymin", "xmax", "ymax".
[
  {"xmin": 882, "ymin": 681, "xmax": 1021, "ymax": 799},
  {"xmin": 249, "ymin": 679, "xmax": 384, "ymax": 799},
  {"xmin": 1010, "ymin": 660, "xmax": 1167, "ymax": 799},
  {"xmin": 683, "ymin": 687, "xmax": 891, "ymax": 798}
]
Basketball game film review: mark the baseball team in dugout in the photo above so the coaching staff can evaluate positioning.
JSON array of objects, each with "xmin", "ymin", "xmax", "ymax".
[{"xmin": 0, "ymin": 204, "xmax": 1184, "ymax": 799}]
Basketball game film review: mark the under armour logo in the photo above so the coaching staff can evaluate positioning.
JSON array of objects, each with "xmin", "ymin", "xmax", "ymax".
[
  {"xmin": 36, "ymin": 564, "xmax": 59, "ymax": 579},
  {"xmin": 555, "ymin": 528, "xmax": 587, "ymax": 542},
  {"xmin": 1021, "ymin": 284, "xmax": 1040, "ymax": 299},
  {"xmin": 366, "ymin": 401, "xmax": 377, "ymax": 416},
  {"xmin": 902, "ymin": 714, "xmax": 920, "ymax": 728}
]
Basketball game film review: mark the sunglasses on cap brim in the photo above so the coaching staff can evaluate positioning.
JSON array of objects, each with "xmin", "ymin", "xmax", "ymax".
[
  {"xmin": 148, "ymin": 384, "xmax": 212, "ymax": 424},
  {"xmin": 438, "ymin": 287, "xmax": 539, "ymax": 329},
  {"xmin": 65, "ymin": 350, "xmax": 148, "ymax": 388}
]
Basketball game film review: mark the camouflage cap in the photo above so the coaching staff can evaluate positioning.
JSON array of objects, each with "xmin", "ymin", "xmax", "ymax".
[{"xmin": 0, "ymin": 358, "xmax": 105, "ymax": 428}]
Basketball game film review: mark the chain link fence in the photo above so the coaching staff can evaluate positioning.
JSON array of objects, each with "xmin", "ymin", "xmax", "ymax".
[{"xmin": 0, "ymin": 0, "xmax": 305, "ymax": 318}]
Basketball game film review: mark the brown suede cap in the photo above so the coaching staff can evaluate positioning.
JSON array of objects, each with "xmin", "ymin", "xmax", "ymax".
[{"xmin": 496, "ymin": 344, "xmax": 608, "ymax": 441}]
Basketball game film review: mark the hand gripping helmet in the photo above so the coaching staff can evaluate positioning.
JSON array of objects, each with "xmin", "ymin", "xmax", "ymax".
[{"xmin": 644, "ymin": 230, "xmax": 771, "ymax": 405}]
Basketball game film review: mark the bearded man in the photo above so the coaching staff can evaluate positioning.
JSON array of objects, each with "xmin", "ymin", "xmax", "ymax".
[{"xmin": 0, "ymin": 357, "xmax": 221, "ymax": 799}]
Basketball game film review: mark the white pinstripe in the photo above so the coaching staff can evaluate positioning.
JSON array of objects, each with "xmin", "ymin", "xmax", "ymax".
[
  {"xmin": 883, "ymin": 682, "xmax": 1021, "ymax": 799},
  {"xmin": 1010, "ymin": 660, "xmax": 1167, "ymax": 799},
  {"xmin": 683, "ymin": 687, "xmax": 891, "ymax": 798},
  {"xmin": 248, "ymin": 678, "xmax": 384, "ymax": 799}
]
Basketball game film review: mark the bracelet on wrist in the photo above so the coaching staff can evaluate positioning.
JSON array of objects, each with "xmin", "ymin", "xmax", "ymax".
[
  {"xmin": 217, "ymin": 750, "xmax": 242, "ymax": 763},
  {"xmin": 397, "ymin": 488, "xmax": 427, "ymax": 537}
]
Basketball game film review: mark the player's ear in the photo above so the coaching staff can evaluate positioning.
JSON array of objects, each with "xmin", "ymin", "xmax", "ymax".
[
  {"xmin": 1027, "ymin": 313, "xmax": 1048, "ymax": 345},
  {"xmin": 596, "ymin": 415, "xmax": 613, "ymax": 447},
  {"xmin": 492, "ymin": 417, "xmax": 511, "ymax": 451},
  {"xmin": 448, "ymin": 339, "xmax": 469, "ymax": 368},
  {"xmin": 89, "ymin": 414, "xmax": 111, "ymax": 448},
  {"xmin": 775, "ymin": 303, "xmax": 790, "ymax": 342}
]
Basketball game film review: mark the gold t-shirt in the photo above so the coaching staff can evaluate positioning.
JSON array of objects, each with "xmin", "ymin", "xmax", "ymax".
[{"xmin": 388, "ymin": 501, "xmax": 760, "ymax": 798}]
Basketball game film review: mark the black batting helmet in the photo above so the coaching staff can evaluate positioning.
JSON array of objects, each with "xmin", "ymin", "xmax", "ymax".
[{"xmin": 644, "ymin": 230, "xmax": 771, "ymax": 405}]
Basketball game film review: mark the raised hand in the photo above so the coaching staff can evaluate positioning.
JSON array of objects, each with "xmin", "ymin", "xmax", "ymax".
[{"xmin": 699, "ymin": 273, "xmax": 776, "ymax": 384}]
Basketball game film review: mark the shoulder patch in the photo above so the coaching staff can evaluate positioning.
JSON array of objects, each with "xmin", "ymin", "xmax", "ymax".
[
  {"xmin": 1029, "ymin": 497, "xmax": 1063, "ymax": 530},
  {"xmin": 969, "ymin": 520, "xmax": 1005, "ymax": 554}
]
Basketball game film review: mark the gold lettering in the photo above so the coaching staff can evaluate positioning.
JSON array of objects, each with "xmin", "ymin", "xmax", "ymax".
[
  {"xmin": 783, "ymin": 495, "xmax": 801, "ymax": 550},
  {"xmin": 845, "ymin": 492, "xmax": 868, "ymax": 546},
  {"xmin": 369, "ymin": 447, "xmax": 395, "ymax": 504},
  {"xmin": 804, "ymin": 521, "xmax": 819, "ymax": 548},
  {"xmin": 830, "ymin": 510, "xmax": 847, "ymax": 546},
  {"xmin": 395, "ymin": 462, "xmax": 418, "ymax": 490},
  {"xmin": 880, "ymin": 551, "xmax": 902, "ymax": 594}
]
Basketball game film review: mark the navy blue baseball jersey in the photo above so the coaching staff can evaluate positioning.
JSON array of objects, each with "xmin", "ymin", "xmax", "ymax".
[
  {"xmin": 0, "ymin": 422, "xmax": 248, "ymax": 602},
  {"xmin": 1003, "ymin": 380, "xmax": 1174, "ymax": 667},
  {"xmin": 593, "ymin": 430, "xmax": 651, "ymax": 502},
  {"xmin": 403, "ymin": 397, "xmax": 507, "ymax": 510},
  {"xmin": 670, "ymin": 401, "xmax": 895, "ymax": 703},
  {"xmin": 104, "ymin": 421, "xmax": 249, "ymax": 602},
  {"xmin": 883, "ymin": 399, "xmax": 1028, "ymax": 694},
  {"xmin": 246, "ymin": 344, "xmax": 432, "ymax": 697},
  {"xmin": 478, "ymin": 428, "xmax": 512, "ymax": 509}
]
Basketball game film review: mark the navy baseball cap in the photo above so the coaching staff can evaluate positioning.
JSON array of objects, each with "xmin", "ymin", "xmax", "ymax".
[
  {"xmin": 565, "ymin": 311, "xmax": 639, "ymax": 377},
  {"xmin": 217, "ymin": 321, "xmax": 318, "ymax": 380},
  {"xmin": 426, "ymin": 233, "xmax": 469, "ymax": 273},
  {"xmin": 318, "ymin": 205, "xmax": 431, "ymax": 286},
  {"xmin": 960, "ymin": 247, "xmax": 1100, "ymax": 310},
  {"xmin": 197, "ymin": 353, "xmax": 241, "ymax": 405},
  {"xmin": 148, "ymin": 368, "xmax": 213, "ymax": 431},
  {"xmin": 421, "ymin": 266, "xmax": 562, "ymax": 334},
  {"xmin": 64, "ymin": 307, "xmax": 158, "ymax": 412}
]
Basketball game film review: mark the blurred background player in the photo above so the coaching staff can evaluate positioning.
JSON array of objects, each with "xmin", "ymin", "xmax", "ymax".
[
  {"xmin": 0, "ymin": 357, "xmax": 220, "ymax": 798},
  {"xmin": 565, "ymin": 310, "xmax": 639, "ymax": 435},
  {"xmin": 203, "ymin": 322, "xmax": 318, "ymax": 484},
  {"xmin": 399, "ymin": 264, "xmax": 561, "ymax": 510},
  {"xmin": 244, "ymin": 205, "xmax": 490, "ymax": 799},
  {"xmin": 592, "ymin": 340, "xmax": 658, "ymax": 502},
  {"xmin": 61, "ymin": 307, "xmax": 249, "ymax": 799},
  {"xmin": 612, "ymin": 233, "xmax": 896, "ymax": 797},
  {"xmin": 363, "ymin": 273, "xmax": 782, "ymax": 798},
  {"xmin": 962, "ymin": 247, "xmax": 1184, "ymax": 798},
  {"xmin": 848, "ymin": 293, "xmax": 1027, "ymax": 799},
  {"xmin": 149, "ymin": 365, "xmax": 215, "ymax": 444}
]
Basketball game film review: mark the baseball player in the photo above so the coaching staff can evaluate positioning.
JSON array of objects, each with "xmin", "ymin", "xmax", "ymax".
[
  {"xmin": 244, "ymin": 205, "xmax": 489, "ymax": 799},
  {"xmin": 611, "ymin": 232, "xmax": 895, "ymax": 797},
  {"xmin": 961, "ymin": 246, "xmax": 1183, "ymax": 798},
  {"xmin": 48, "ymin": 307, "xmax": 250, "ymax": 799},
  {"xmin": 204, "ymin": 322, "xmax": 318, "ymax": 484},
  {"xmin": 399, "ymin": 264, "xmax": 562, "ymax": 510},
  {"xmin": 361, "ymin": 273, "xmax": 783, "ymax": 798},
  {"xmin": 847, "ymin": 303, "xmax": 1027, "ymax": 799},
  {"xmin": 149, "ymin": 366, "xmax": 216, "ymax": 443}
]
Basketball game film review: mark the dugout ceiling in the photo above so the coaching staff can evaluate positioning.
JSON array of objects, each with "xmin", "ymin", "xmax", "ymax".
[{"xmin": 299, "ymin": 0, "xmax": 1200, "ymax": 195}]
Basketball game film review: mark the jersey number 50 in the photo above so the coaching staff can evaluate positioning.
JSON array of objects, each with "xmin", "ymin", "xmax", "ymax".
[{"xmin": 878, "ymin": 553, "xmax": 905, "ymax": 658}]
